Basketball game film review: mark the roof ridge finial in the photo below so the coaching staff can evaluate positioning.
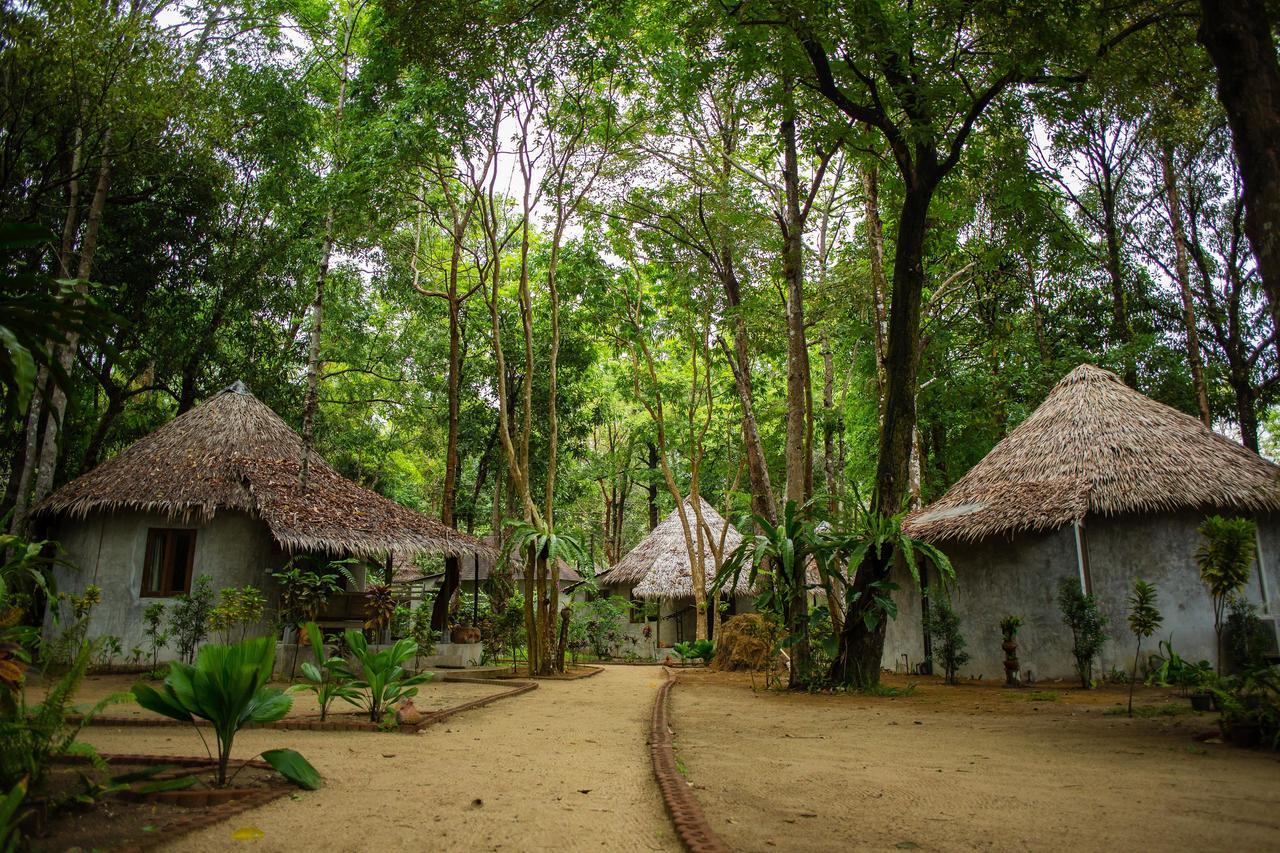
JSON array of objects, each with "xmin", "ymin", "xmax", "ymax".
[{"xmin": 225, "ymin": 380, "xmax": 251, "ymax": 395}]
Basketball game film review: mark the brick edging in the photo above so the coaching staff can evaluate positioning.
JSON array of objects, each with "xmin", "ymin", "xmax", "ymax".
[
  {"xmin": 78, "ymin": 678, "xmax": 537, "ymax": 733},
  {"xmin": 650, "ymin": 668, "xmax": 732, "ymax": 853},
  {"xmin": 530, "ymin": 664, "xmax": 605, "ymax": 680},
  {"xmin": 59, "ymin": 753, "xmax": 292, "ymax": 852}
]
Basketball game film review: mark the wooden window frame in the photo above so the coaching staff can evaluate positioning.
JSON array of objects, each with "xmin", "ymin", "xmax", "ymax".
[{"xmin": 140, "ymin": 528, "xmax": 197, "ymax": 598}]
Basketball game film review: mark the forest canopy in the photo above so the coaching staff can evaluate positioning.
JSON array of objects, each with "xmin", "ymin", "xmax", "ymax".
[{"xmin": 5, "ymin": 0, "xmax": 1280, "ymax": 684}]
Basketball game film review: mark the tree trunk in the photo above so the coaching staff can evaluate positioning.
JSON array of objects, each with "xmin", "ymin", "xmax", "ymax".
[
  {"xmin": 832, "ymin": 182, "xmax": 935, "ymax": 688},
  {"xmin": 863, "ymin": 165, "xmax": 890, "ymax": 413},
  {"xmin": 720, "ymin": 261, "xmax": 777, "ymax": 525},
  {"xmin": 1198, "ymin": 0, "xmax": 1280, "ymax": 365},
  {"xmin": 1101, "ymin": 177, "xmax": 1137, "ymax": 388},
  {"xmin": 780, "ymin": 95, "xmax": 811, "ymax": 686},
  {"xmin": 647, "ymin": 442, "xmax": 659, "ymax": 531},
  {"xmin": 1160, "ymin": 144, "xmax": 1212, "ymax": 426}
]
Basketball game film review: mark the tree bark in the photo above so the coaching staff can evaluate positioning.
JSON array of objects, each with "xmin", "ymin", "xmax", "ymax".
[{"xmin": 1198, "ymin": 0, "xmax": 1280, "ymax": 365}]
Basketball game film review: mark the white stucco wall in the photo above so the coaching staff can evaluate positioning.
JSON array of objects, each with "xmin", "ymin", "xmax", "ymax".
[
  {"xmin": 883, "ymin": 511, "xmax": 1279, "ymax": 682},
  {"xmin": 47, "ymin": 509, "xmax": 278, "ymax": 656}
]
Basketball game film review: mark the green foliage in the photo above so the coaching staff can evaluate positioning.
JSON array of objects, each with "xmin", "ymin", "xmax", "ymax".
[
  {"xmin": 271, "ymin": 558, "xmax": 356, "ymax": 631},
  {"xmin": 0, "ymin": 638, "xmax": 118, "ymax": 795},
  {"xmin": 168, "ymin": 575, "xmax": 216, "ymax": 664},
  {"xmin": 341, "ymin": 629, "xmax": 433, "ymax": 722},
  {"xmin": 132, "ymin": 637, "xmax": 320, "ymax": 788},
  {"xmin": 999, "ymin": 616, "xmax": 1023, "ymax": 642},
  {"xmin": 1057, "ymin": 579, "xmax": 1107, "ymax": 689},
  {"xmin": 923, "ymin": 592, "xmax": 970, "ymax": 685},
  {"xmin": 294, "ymin": 622, "xmax": 360, "ymax": 722},
  {"xmin": 0, "ymin": 777, "xmax": 27, "ymax": 852},
  {"xmin": 363, "ymin": 584, "xmax": 397, "ymax": 634},
  {"xmin": 1209, "ymin": 666, "xmax": 1280, "ymax": 749},
  {"xmin": 1196, "ymin": 516, "xmax": 1257, "ymax": 670},
  {"xmin": 1126, "ymin": 580, "xmax": 1163, "ymax": 715},
  {"xmin": 206, "ymin": 585, "xmax": 267, "ymax": 644},
  {"xmin": 1145, "ymin": 639, "xmax": 1213, "ymax": 694},
  {"xmin": 142, "ymin": 602, "xmax": 167, "ymax": 673},
  {"xmin": 568, "ymin": 596, "xmax": 629, "ymax": 660},
  {"xmin": 94, "ymin": 636, "xmax": 123, "ymax": 668},
  {"xmin": 673, "ymin": 639, "xmax": 714, "ymax": 664},
  {"xmin": 1225, "ymin": 595, "xmax": 1274, "ymax": 674},
  {"xmin": 409, "ymin": 602, "xmax": 437, "ymax": 667}
]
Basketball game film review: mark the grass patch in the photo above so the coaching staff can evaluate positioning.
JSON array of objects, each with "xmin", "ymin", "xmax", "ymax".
[
  {"xmin": 1103, "ymin": 703, "xmax": 1194, "ymax": 718},
  {"xmin": 860, "ymin": 683, "xmax": 918, "ymax": 697},
  {"xmin": 1024, "ymin": 690, "xmax": 1059, "ymax": 702},
  {"xmin": 675, "ymin": 755, "xmax": 689, "ymax": 778}
]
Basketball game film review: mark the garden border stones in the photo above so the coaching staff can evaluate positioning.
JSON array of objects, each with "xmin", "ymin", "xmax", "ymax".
[
  {"xmin": 76, "ymin": 678, "xmax": 537, "ymax": 733},
  {"xmin": 57, "ymin": 753, "xmax": 294, "ymax": 852},
  {"xmin": 650, "ymin": 667, "xmax": 731, "ymax": 853}
]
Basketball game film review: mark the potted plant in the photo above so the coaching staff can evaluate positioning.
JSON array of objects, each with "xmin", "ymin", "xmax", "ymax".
[
  {"xmin": 999, "ymin": 615, "xmax": 1023, "ymax": 687},
  {"xmin": 450, "ymin": 619, "xmax": 481, "ymax": 645}
]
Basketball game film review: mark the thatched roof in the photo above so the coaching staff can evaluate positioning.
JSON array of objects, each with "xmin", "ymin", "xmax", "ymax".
[
  {"xmin": 605, "ymin": 498, "xmax": 747, "ymax": 600},
  {"xmin": 904, "ymin": 364, "xmax": 1280, "ymax": 543},
  {"xmin": 38, "ymin": 382, "xmax": 493, "ymax": 561}
]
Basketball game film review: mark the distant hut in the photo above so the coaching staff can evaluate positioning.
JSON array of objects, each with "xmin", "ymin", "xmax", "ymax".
[
  {"xmin": 597, "ymin": 498, "xmax": 748, "ymax": 648},
  {"xmin": 453, "ymin": 534, "xmax": 586, "ymax": 624},
  {"xmin": 897, "ymin": 364, "xmax": 1280, "ymax": 680},
  {"xmin": 36, "ymin": 382, "xmax": 492, "ymax": 653}
]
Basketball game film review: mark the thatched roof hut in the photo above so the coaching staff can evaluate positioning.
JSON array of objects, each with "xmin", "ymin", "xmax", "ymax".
[
  {"xmin": 38, "ymin": 382, "xmax": 492, "ymax": 561},
  {"xmin": 465, "ymin": 534, "xmax": 583, "ymax": 587},
  {"xmin": 903, "ymin": 364, "xmax": 1280, "ymax": 544},
  {"xmin": 604, "ymin": 498, "xmax": 747, "ymax": 600},
  {"xmin": 888, "ymin": 363, "xmax": 1280, "ymax": 682}
]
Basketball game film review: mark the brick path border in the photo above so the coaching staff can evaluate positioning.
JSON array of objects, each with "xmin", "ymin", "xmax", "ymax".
[
  {"xmin": 55, "ymin": 753, "xmax": 294, "ymax": 852},
  {"xmin": 650, "ymin": 668, "xmax": 731, "ymax": 853},
  {"xmin": 78, "ymin": 677, "xmax": 537, "ymax": 733}
]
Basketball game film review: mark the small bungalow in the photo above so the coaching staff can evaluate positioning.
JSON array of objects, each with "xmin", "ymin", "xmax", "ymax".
[
  {"xmin": 35, "ymin": 382, "xmax": 492, "ymax": 655},
  {"xmin": 897, "ymin": 364, "xmax": 1280, "ymax": 681},
  {"xmin": 597, "ymin": 498, "xmax": 749, "ymax": 654}
]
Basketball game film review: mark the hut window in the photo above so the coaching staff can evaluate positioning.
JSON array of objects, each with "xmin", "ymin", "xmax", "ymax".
[{"xmin": 141, "ymin": 529, "xmax": 196, "ymax": 597}]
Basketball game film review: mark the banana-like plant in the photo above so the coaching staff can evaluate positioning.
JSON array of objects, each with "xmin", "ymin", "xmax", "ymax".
[
  {"xmin": 342, "ymin": 630, "xmax": 432, "ymax": 722},
  {"xmin": 132, "ymin": 637, "xmax": 320, "ymax": 789},
  {"xmin": 294, "ymin": 622, "xmax": 359, "ymax": 722}
]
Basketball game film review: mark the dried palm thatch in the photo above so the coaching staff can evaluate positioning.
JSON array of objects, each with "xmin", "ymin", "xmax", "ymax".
[
  {"xmin": 711, "ymin": 613, "xmax": 781, "ymax": 672},
  {"xmin": 904, "ymin": 364, "xmax": 1280, "ymax": 543},
  {"xmin": 608, "ymin": 498, "xmax": 747, "ymax": 600},
  {"xmin": 37, "ymin": 382, "xmax": 493, "ymax": 561}
]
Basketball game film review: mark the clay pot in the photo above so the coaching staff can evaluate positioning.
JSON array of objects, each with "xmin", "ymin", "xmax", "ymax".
[
  {"xmin": 396, "ymin": 698, "xmax": 423, "ymax": 726},
  {"xmin": 450, "ymin": 626, "xmax": 481, "ymax": 644},
  {"xmin": 1003, "ymin": 658, "xmax": 1019, "ymax": 671},
  {"xmin": 1001, "ymin": 641, "xmax": 1018, "ymax": 655}
]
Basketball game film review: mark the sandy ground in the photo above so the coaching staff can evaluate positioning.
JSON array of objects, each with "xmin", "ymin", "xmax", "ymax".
[
  {"xmin": 78, "ymin": 665, "xmax": 678, "ymax": 852},
  {"xmin": 52, "ymin": 672, "xmax": 508, "ymax": 719},
  {"xmin": 672, "ymin": 671, "xmax": 1280, "ymax": 852}
]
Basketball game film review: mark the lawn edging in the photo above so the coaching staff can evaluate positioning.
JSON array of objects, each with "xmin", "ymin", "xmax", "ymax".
[
  {"xmin": 75, "ymin": 678, "xmax": 537, "ymax": 733},
  {"xmin": 650, "ymin": 667, "xmax": 731, "ymax": 853}
]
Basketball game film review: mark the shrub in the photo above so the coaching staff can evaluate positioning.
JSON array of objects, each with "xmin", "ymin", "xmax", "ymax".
[
  {"xmin": 569, "ymin": 596, "xmax": 629, "ymax": 659},
  {"xmin": 923, "ymin": 591, "xmax": 969, "ymax": 685},
  {"xmin": 206, "ymin": 585, "xmax": 266, "ymax": 644},
  {"xmin": 1145, "ymin": 639, "xmax": 1213, "ymax": 694},
  {"xmin": 1225, "ymin": 595, "xmax": 1273, "ymax": 674},
  {"xmin": 1058, "ymin": 579, "xmax": 1107, "ymax": 689},
  {"xmin": 1126, "ymin": 580, "xmax": 1163, "ymax": 716},
  {"xmin": 294, "ymin": 622, "xmax": 359, "ymax": 721},
  {"xmin": 142, "ymin": 601, "xmax": 167, "ymax": 672},
  {"xmin": 1195, "ymin": 515, "xmax": 1256, "ymax": 672},
  {"xmin": 673, "ymin": 639, "xmax": 714, "ymax": 664},
  {"xmin": 342, "ymin": 629, "xmax": 433, "ymax": 722},
  {"xmin": 132, "ymin": 637, "xmax": 320, "ymax": 788},
  {"xmin": 168, "ymin": 575, "xmax": 215, "ymax": 664}
]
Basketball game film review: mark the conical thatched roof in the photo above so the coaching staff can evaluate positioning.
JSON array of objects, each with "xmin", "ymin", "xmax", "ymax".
[
  {"xmin": 37, "ymin": 382, "xmax": 493, "ymax": 561},
  {"xmin": 607, "ymin": 498, "xmax": 747, "ymax": 600},
  {"xmin": 904, "ymin": 364, "xmax": 1280, "ymax": 543}
]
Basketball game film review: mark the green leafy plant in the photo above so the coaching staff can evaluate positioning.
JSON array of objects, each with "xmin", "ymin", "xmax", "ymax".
[
  {"xmin": 1209, "ymin": 666, "xmax": 1280, "ymax": 749},
  {"xmin": 342, "ymin": 629, "xmax": 433, "ymax": 722},
  {"xmin": 142, "ymin": 601, "xmax": 167, "ymax": 673},
  {"xmin": 1145, "ymin": 639, "xmax": 1213, "ymax": 695},
  {"xmin": 168, "ymin": 575, "xmax": 215, "ymax": 664},
  {"xmin": 0, "ymin": 638, "xmax": 118, "ymax": 796},
  {"xmin": 1126, "ymin": 580, "xmax": 1163, "ymax": 716},
  {"xmin": 132, "ymin": 637, "xmax": 321, "ymax": 788},
  {"xmin": 294, "ymin": 622, "xmax": 359, "ymax": 722},
  {"xmin": 1225, "ymin": 595, "xmax": 1273, "ymax": 674},
  {"xmin": 363, "ymin": 584, "xmax": 397, "ymax": 636},
  {"xmin": 569, "ymin": 596, "xmax": 629, "ymax": 660},
  {"xmin": 923, "ymin": 591, "xmax": 969, "ymax": 684},
  {"xmin": 1195, "ymin": 515, "xmax": 1256, "ymax": 672},
  {"xmin": 1057, "ymin": 579, "xmax": 1107, "ymax": 689},
  {"xmin": 0, "ymin": 776, "xmax": 26, "ymax": 852},
  {"xmin": 207, "ymin": 585, "xmax": 266, "ymax": 644},
  {"xmin": 673, "ymin": 639, "xmax": 714, "ymax": 664},
  {"xmin": 999, "ymin": 616, "xmax": 1023, "ymax": 642},
  {"xmin": 94, "ymin": 635, "xmax": 123, "ymax": 669}
]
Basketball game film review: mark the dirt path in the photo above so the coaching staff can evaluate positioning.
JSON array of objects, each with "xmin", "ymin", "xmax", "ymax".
[
  {"xmin": 80, "ymin": 666, "xmax": 678, "ymax": 852},
  {"xmin": 672, "ymin": 671, "xmax": 1280, "ymax": 852}
]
